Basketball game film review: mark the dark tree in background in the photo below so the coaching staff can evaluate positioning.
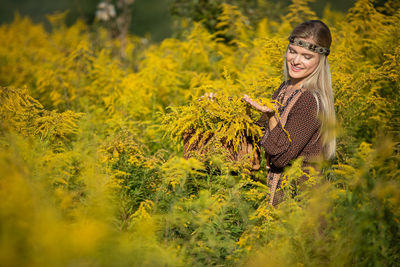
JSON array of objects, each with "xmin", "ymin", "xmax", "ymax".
[
  {"xmin": 96, "ymin": 0, "xmax": 136, "ymax": 57},
  {"xmin": 170, "ymin": 0, "xmax": 291, "ymax": 35},
  {"xmin": 169, "ymin": 0, "xmax": 359, "ymax": 36}
]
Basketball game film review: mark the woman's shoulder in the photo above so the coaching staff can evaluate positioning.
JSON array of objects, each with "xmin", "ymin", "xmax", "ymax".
[
  {"xmin": 300, "ymin": 89, "xmax": 317, "ymax": 100},
  {"xmin": 294, "ymin": 89, "xmax": 320, "ymax": 112}
]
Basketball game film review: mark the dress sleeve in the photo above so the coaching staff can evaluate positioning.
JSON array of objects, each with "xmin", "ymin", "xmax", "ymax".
[
  {"xmin": 262, "ymin": 91, "xmax": 320, "ymax": 169},
  {"xmin": 256, "ymin": 82, "xmax": 287, "ymax": 129}
]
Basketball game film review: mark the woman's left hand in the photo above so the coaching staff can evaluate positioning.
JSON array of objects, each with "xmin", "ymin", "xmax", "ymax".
[{"xmin": 243, "ymin": 95, "xmax": 275, "ymax": 114}]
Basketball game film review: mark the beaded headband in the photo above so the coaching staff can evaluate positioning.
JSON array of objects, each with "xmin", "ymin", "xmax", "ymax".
[{"xmin": 288, "ymin": 36, "xmax": 330, "ymax": 56}]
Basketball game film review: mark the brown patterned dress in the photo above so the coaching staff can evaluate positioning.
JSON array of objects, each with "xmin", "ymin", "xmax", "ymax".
[{"xmin": 259, "ymin": 81, "xmax": 323, "ymax": 206}]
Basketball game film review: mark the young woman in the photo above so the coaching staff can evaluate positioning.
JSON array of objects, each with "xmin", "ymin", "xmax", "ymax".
[{"xmin": 243, "ymin": 20, "xmax": 336, "ymax": 206}]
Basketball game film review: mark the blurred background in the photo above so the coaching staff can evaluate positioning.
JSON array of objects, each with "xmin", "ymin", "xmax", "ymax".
[{"xmin": 0, "ymin": 0, "xmax": 356, "ymax": 42}]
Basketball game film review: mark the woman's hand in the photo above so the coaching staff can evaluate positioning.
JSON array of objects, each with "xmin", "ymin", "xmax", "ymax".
[
  {"xmin": 243, "ymin": 95, "xmax": 275, "ymax": 114},
  {"xmin": 198, "ymin": 92, "xmax": 217, "ymax": 101},
  {"xmin": 268, "ymin": 115, "xmax": 278, "ymax": 130}
]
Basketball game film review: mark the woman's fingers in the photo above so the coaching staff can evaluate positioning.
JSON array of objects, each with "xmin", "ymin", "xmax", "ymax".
[
  {"xmin": 243, "ymin": 95, "xmax": 274, "ymax": 113},
  {"xmin": 198, "ymin": 92, "xmax": 217, "ymax": 101},
  {"xmin": 200, "ymin": 93, "xmax": 275, "ymax": 113},
  {"xmin": 243, "ymin": 95, "xmax": 258, "ymax": 109}
]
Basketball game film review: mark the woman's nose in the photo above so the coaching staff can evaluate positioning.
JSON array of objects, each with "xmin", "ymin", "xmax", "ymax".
[{"xmin": 293, "ymin": 54, "xmax": 301, "ymax": 65}]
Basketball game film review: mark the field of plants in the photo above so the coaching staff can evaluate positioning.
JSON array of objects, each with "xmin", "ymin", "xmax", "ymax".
[{"xmin": 0, "ymin": 0, "xmax": 399, "ymax": 266}]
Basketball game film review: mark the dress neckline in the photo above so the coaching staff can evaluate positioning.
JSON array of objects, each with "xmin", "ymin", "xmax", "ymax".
[{"xmin": 277, "ymin": 83, "xmax": 303, "ymax": 114}]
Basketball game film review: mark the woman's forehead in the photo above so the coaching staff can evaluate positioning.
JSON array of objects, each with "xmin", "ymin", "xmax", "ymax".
[{"xmin": 288, "ymin": 42, "xmax": 319, "ymax": 55}]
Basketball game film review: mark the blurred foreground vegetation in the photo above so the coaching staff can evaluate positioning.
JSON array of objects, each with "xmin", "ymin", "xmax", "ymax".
[{"xmin": 0, "ymin": 0, "xmax": 399, "ymax": 266}]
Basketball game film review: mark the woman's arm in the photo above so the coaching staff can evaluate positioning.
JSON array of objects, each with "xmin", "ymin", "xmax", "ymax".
[
  {"xmin": 263, "ymin": 91, "xmax": 320, "ymax": 169},
  {"xmin": 268, "ymin": 114, "xmax": 279, "ymax": 130},
  {"xmin": 242, "ymin": 95, "xmax": 275, "ymax": 113},
  {"xmin": 244, "ymin": 82, "xmax": 287, "ymax": 127}
]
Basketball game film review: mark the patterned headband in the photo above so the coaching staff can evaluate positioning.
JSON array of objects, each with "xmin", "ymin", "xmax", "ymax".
[{"xmin": 288, "ymin": 36, "xmax": 330, "ymax": 56}]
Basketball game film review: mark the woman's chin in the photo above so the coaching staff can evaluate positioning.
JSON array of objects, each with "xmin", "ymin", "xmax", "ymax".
[{"xmin": 288, "ymin": 72, "xmax": 305, "ymax": 80}]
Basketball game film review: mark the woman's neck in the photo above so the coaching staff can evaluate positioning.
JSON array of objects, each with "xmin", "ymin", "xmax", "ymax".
[{"xmin": 289, "ymin": 78, "xmax": 303, "ymax": 89}]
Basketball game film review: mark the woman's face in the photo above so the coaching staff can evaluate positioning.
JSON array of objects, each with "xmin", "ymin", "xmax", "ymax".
[{"xmin": 286, "ymin": 38, "xmax": 320, "ymax": 81}]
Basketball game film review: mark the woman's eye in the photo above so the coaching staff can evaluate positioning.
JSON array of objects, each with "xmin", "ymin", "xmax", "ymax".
[{"xmin": 304, "ymin": 55, "xmax": 312, "ymax": 60}]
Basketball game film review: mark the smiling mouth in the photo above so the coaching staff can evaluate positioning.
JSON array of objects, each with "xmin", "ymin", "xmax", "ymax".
[{"xmin": 290, "ymin": 63, "xmax": 303, "ymax": 72}]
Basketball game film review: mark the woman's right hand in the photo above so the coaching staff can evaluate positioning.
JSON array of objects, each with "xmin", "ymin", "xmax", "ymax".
[{"xmin": 243, "ymin": 95, "xmax": 275, "ymax": 114}]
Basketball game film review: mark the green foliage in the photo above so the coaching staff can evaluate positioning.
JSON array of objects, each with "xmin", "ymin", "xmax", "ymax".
[{"xmin": 329, "ymin": 141, "xmax": 400, "ymax": 265}]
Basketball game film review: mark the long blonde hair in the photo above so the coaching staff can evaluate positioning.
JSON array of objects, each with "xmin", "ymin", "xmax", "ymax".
[{"xmin": 283, "ymin": 20, "xmax": 336, "ymax": 160}]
